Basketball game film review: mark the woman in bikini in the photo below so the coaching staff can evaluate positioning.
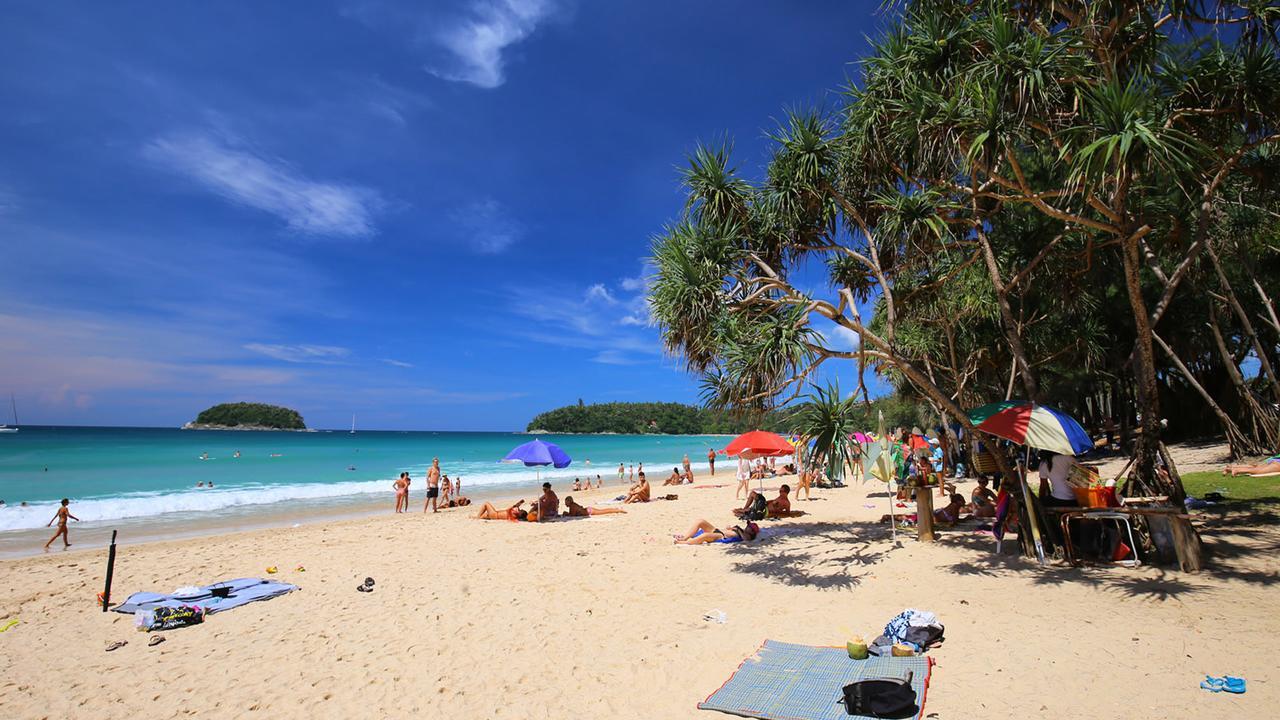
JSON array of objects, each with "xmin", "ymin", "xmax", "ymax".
[
  {"xmin": 475, "ymin": 500, "xmax": 527, "ymax": 521},
  {"xmin": 44, "ymin": 498, "xmax": 79, "ymax": 549},
  {"xmin": 392, "ymin": 473, "xmax": 408, "ymax": 513},
  {"xmin": 564, "ymin": 496, "xmax": 627, "ymax": 517},
  {"xmin": 674, "ymin": 518, "xmax": 759, "ymax": 545}
]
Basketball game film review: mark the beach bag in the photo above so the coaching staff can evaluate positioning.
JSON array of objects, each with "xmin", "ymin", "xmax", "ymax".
[
  {"xmin": 744, "ymin": 493, "xmax": 768, "ymax": 521},
  {"xmin": 840, "ymin": 672, "xmax": 917, "ymax": 718},
  {"xmin": 136, "ymin": 604, "xmax": 205, "ymax": 632},
  {"xmin": 903, "ymin": 624, "xmax": 944, "ymax": 651}
]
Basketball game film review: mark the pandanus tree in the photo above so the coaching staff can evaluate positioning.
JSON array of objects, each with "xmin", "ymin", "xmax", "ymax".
[
  {"xmin": 651, "ymin": 0, "xmax": 1280, "ymax": 508},
  {"xmin": 788, "ymin": 381, "xmax": 864, "ymax": 483},
  {"xmin": 843, "ymin": 1, "xmax": 1280, "ymax": 494}
]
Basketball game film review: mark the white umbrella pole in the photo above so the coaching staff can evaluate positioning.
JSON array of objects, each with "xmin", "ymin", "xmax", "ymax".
[{"xmin": 1020, "ymin": 444, "xmax": 1046, "ymax": 565}]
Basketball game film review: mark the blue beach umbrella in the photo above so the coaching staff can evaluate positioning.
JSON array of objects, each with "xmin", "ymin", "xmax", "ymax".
[{"xmin": 502, "ymin": 439, "xmax": 572, "ymax": 479}]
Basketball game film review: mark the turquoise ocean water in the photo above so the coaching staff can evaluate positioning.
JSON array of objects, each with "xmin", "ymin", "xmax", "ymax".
[{"xmin": 0, "ymin": 427, "xmax": 728, "ymax": 538}]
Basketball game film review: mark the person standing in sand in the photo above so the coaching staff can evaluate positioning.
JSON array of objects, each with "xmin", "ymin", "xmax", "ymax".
[
  {"xmin": 682, "ymin": 454, "xmax": 692, "ymax": 478},
  {"xmin": 440, "ymin": 474, "xmax": 453, "ymax": 506},
  {"xmin": 424, "ymin": 458, "xmax": 442, "ymax": 513},
  {"xmin": 44, "ymin": 498, "xmax": 79, "ymax": 550},
  {"xmin": 628, "ymin": 464, "xmax": 634, "ymax": 482},
  {"xmin": 707, "ymin": 448, "xmax": 716, "ymax": 475},
  {"xmin": 735, "ymin": 455, "xmax": 751, "ymax": 499},
  {"xmin": 393, "ymin": 473, "xmax": 408, "ymax": 513}
]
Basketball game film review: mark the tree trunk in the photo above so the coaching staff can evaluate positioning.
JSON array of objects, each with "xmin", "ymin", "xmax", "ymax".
[
  {"xmin": 1120, "ymin": 235, "xmax": 1168, "ymax": 493},
  {"xmin": 1152, "ymin": 332, "xmax": 1255, "ymax": 457},
  {"xmin": 1205, "ymin": 239, "xmax": 1280, "ymax": 403},
  {"xmin": 1208, "ymin": 302, "xmax": 1280, "ymax": 453},
  {"xmin": 977, "ymin": 230, "xmax": 1040, "ymax": 401}
]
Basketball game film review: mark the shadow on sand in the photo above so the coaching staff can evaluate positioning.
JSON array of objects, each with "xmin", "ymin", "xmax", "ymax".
[{"xmin": 725, "ymin": 500, "xmax": 1280, "ymax": 598}]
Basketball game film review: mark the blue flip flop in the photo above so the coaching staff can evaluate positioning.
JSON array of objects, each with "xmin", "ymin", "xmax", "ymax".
[
  {"xmin": 1223, "ymin": 676, "xmax": 1247, "ymax": 694},
  {"xmin": 1200, "ymin": 676, "xmax": 1225, "ymax": 692}
]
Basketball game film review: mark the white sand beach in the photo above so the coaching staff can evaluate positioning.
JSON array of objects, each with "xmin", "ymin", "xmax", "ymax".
[{"xmin": 1, "ymin": 444, "xmax": 1277, "ymax": 719}]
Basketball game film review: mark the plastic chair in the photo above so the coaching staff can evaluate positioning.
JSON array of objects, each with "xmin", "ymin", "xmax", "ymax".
[{"xmin": 1062, "ymin": 511, "xmax": 1141, "ymax": 568}]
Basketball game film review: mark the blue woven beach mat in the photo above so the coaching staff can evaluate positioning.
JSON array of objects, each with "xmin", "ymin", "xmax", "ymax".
[{"xmin": 699, "ymin": 640, "xmax": 933, "ymax": 720}]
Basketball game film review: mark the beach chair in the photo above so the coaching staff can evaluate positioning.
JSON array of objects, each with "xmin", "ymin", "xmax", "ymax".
[{"xmin": 971, "ymin": 451, "xmax": 998, "ymax": 479}]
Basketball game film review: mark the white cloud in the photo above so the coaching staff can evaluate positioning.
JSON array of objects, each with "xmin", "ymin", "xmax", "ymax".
[
  {"xmin": 452, "ymin": 198, "xmax": 522, "ymax": 253},
  {"xmin": 382, "ymin": 358, "xmax": 415, "ymax": 368},
  {"xmin": 425, "ymin": 0, "xmax": 557, "ymax": 88},
  {"xmin": 144, "ymin": 131, "xmax": 384, "ymax": 238},
  {"xmin": 508, "ymin": 264, "xmax": 661, "ymax": 364},
  {"xmin": 819, "ymin": 323, "xmax": 862, "ymax": 352},
  {"xmin": 585, "ymin": 283, "xmax": 616, "ymax": 304},
  {"xmin": 244, "ymin": 343, "xmax": 351, "ymax": 363}
]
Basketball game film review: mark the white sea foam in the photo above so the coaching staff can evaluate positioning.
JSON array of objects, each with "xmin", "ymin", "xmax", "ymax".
[{"xmin": 0, "ymin": 461, "xmax": 718, "ymax": 532}]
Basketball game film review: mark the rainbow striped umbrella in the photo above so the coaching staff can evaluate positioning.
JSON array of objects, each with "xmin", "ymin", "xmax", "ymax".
[{"xmin": 967, "ymin": 401, "xmax": 1092, "ymax": 456}]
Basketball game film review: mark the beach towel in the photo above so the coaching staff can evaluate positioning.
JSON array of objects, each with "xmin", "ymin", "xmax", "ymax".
[
  {"xmin": 113, "ymin": 577, "xmax": 297, "ymax": 616},
  {"xmin": 699, "ymin": 639, "xmax": 932, "ymax": 720}
]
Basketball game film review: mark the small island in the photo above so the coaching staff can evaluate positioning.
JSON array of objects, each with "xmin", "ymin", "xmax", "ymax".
[{"xmin": 183, "ymin": 402, "xmax": 308, "ymax": 431}]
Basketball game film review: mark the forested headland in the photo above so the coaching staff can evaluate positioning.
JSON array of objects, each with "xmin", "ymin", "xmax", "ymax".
[{"xmin": 187, "ymin": 403, "xmax": 307, "ymax": 430}]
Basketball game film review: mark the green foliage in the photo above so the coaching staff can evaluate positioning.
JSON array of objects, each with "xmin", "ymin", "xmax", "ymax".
[
  {"xmin": 1181, "ymin": 471, "xmax": 1280, "ymax": 502},
  {"xmin": 526, "ymin": 401, "xmax": 789, "ymax": 435},
  {"xmin": 194, "ymin": 403, "xmax": 306, "ymax": 430},
  {"xmin": 788, "ymin": 382, "xmax": 862, "ymax": 481}
]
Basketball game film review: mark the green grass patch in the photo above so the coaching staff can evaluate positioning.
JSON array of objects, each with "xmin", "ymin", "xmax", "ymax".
[{"xmin": 1181, "ymin": 470, "xmax": 1280, "ymax": 502}]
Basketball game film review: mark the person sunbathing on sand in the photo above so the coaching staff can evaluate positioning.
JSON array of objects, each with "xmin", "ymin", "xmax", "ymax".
[
  {"xmin": 663, "ymin": 467, "xmax": 682, "ymax": 486},
  {"xmin": 968, "ymin": 478, "xmax": 997, "ymax": 518},
  {"xmin": 564, "ymin": 496, "xmax": 627, "ymax": 517},
  {"xmin": 1223, "ymin": 455, "xmax": 1280, "ymax": 476},
  {"xmin": 681, "ymin": 468, "xmax": 694, "ymax": 484},
  {"xmin": 475, "ymin": 500, "xmax": 527, "ymax": 521},
  {"xmin": 882, "ymin": 493, "xmax": 968, "ymax": 526},
  {"xmin": 735, "ymin": 485, "xmax": 799, "ymax": 519},
  {"xmin": 537, "ymin": 482, "xmax": 559, "ymax": 520},
  {"xmin": 674, "ymin": 518, "xmax": 759, "ymax": 545},
  {"xmin": 624, "ymin": 472, "xmax": 651, "ymax": 504},
  {"xmin": 573, "ymin": 478, "xmax": 583, "ymax": 491}
]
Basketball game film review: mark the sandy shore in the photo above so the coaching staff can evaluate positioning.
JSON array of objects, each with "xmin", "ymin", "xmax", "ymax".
[{"xmin": 2, "ymin": 447, "xmax": 1277, "ymax": 719}]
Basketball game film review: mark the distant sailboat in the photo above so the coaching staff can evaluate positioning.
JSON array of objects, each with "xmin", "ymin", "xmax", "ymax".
[
  {"xmin": 0, "ymin": 394, "xmax": 17, "ymax": 433},
  {"xmin": 350, "ymin": 414, "xmax": 356, "ymax": 434}
]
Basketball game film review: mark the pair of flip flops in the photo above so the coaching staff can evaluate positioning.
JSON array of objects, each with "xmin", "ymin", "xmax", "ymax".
[
  {"xmin": 105, "ymin": 636, "xmax": 166, "ymax": 652},
  {"xmin": 356, "ymin": 577, "xmax": 376, "ymax": 593},
  {"xmin": 1201, "ymin": 675, "xmax": 1246, "ymax": 694}
]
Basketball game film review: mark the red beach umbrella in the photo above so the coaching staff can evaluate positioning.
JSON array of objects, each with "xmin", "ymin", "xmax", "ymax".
[{"xmin": 721, "ymin": 430, "xmax": 794, "ymax": 459}]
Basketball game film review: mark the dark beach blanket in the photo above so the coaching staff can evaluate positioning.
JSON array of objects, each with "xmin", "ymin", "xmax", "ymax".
[
  {"xmin": 113, "ymin": 577, "xmax": 297, "ymax": 615},
  {"xmin": 699, "ymin": 639, "xmax": 933, "ymax": 720}
]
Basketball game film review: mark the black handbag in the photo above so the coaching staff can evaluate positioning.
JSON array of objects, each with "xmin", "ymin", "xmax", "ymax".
[{"xmin": 840, "ymin": 672, "xmax": 917, "ymax": 718}]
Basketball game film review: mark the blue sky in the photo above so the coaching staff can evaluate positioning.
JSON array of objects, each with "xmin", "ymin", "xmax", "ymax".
[{"xmin": 1, "ymin": 0, "xmax": 888, "ymax": 430}]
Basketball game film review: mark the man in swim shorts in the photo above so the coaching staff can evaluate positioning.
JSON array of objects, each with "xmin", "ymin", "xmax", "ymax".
[
  {"xmin": 536, "ymin": 482, "xmax": 559, "ymax": 521},
  {"xmin": 424, "ymin": 458, "xmax": 441, "ymax": 513}
]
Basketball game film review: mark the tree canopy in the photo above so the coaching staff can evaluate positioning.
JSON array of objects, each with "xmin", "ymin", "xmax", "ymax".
[
  {"xmin": 649, "ymin": 0, "xmax": 1280, "ymax": 499},
  {"xmin": 193, "ymin": 403, "xmax": 306, "ymax": 430}
]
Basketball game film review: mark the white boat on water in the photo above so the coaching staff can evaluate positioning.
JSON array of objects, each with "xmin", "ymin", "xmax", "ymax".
[{"xmin": 0, "ymin": 394, "xmax": 17, "ymax": 433}]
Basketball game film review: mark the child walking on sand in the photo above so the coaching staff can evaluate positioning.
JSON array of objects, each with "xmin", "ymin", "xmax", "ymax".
[{"xmin": 44, "ymin": 498, "xmax": 79, "ymax": 549}]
